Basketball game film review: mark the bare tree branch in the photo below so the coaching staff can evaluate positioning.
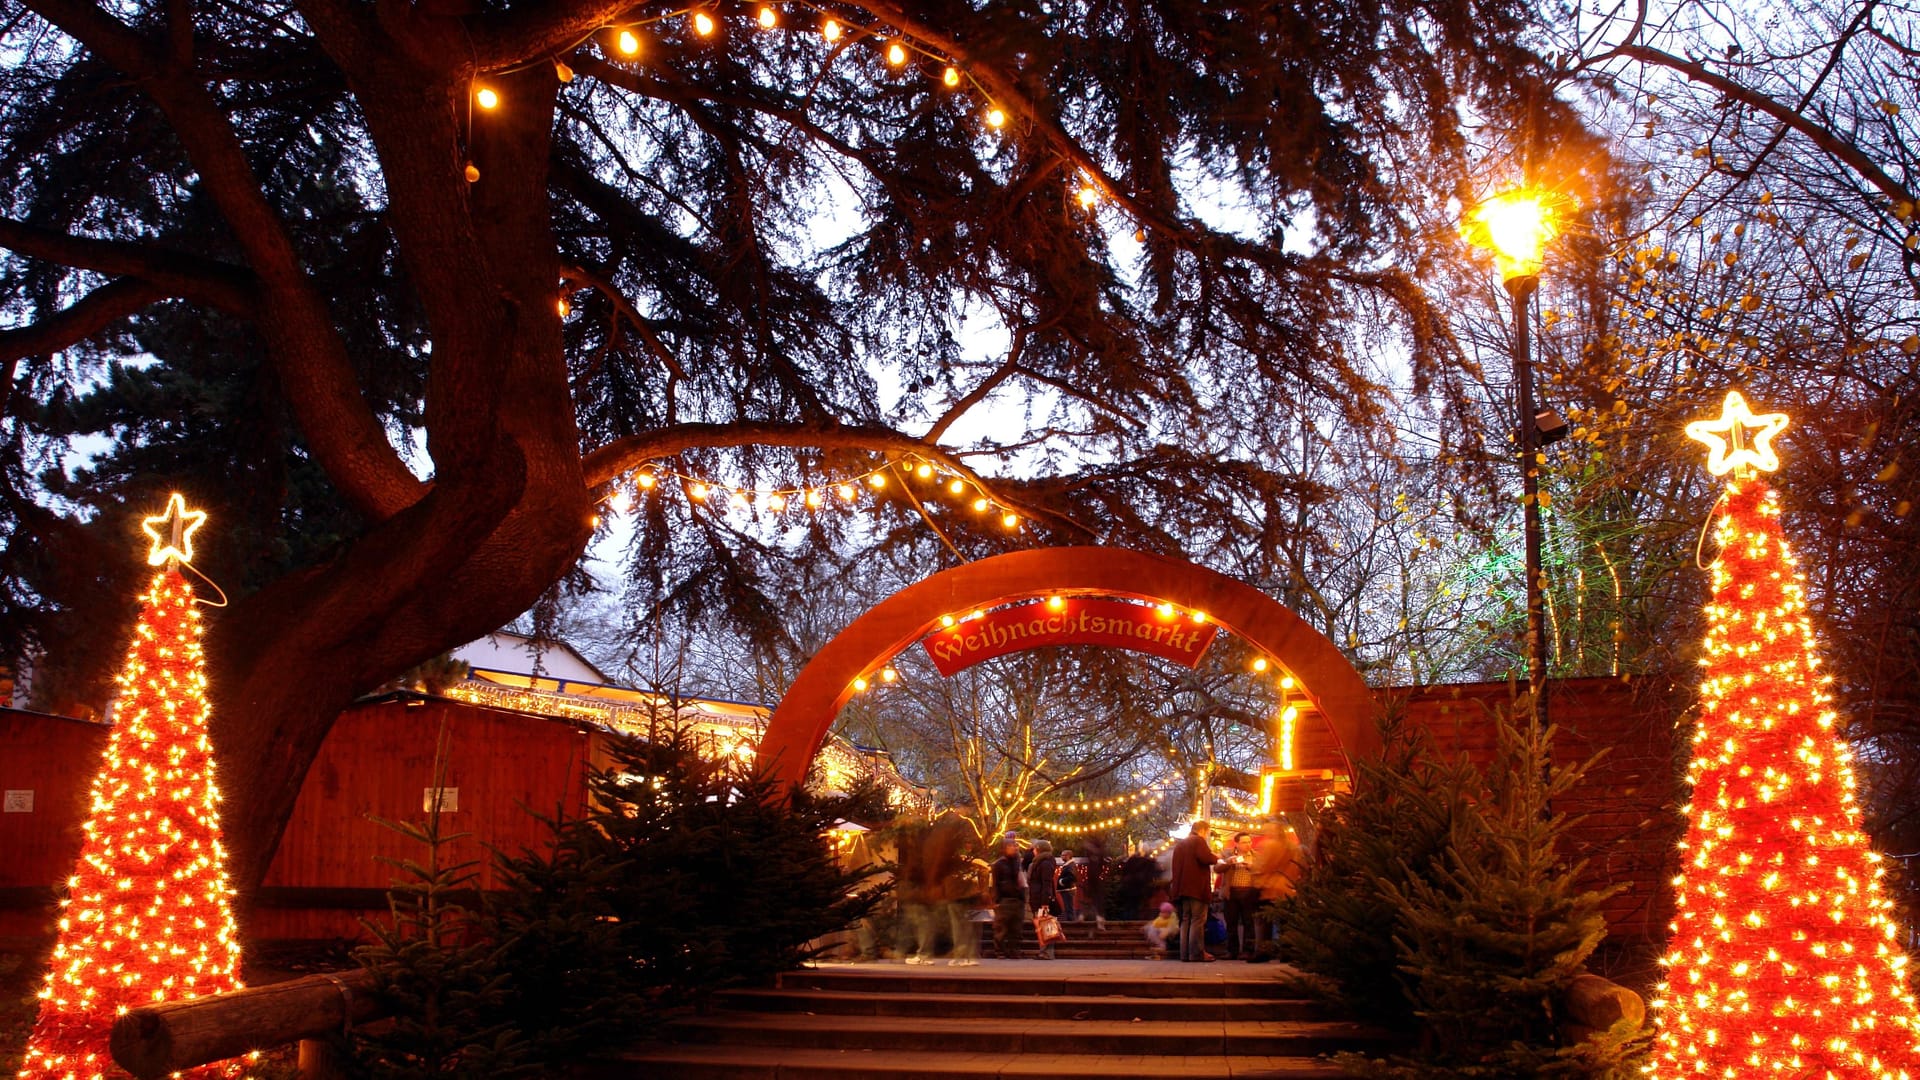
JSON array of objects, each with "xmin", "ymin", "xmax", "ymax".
[{"xmin": 1595, "ymin": 42, "xmax": 1915, "ymax": 209}]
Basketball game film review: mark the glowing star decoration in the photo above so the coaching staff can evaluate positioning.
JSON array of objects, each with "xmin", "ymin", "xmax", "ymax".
[
  {"xmin": 1647, "ymin": 422, "xmax": 1920, "ymax": 1077},
  {"xmin": 141, "ymin": 492, "xmax": 207, "ymax": 567},
  {"xmin": 1684, "ymin": 390, "xmax": 1790, "ymax": 476},
  {"xmin": 20, "ymin": 567, "xmax": 247, "ymax": 1079}
]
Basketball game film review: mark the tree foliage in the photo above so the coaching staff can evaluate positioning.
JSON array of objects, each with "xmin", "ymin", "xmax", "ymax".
[{"xmin": 0, "ymin": 0, "xmax": 1579, "ymax": 889}]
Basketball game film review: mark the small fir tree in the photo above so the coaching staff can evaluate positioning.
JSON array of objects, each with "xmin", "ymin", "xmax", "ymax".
[
  {"xmin": 352, "ymin": 724, "xmax": 527, "ymax": 1079},
  {"xmin": 562, "ymin": 732, "xmax": 890, "ymax": 1002},
  {"xmin": 1369, "ymin": 709, "xmax": 1640, "ymax": 1077},
  {"xmin": 1276, "ymin": 714, "xmax": 1469, "ymax": 1026}
]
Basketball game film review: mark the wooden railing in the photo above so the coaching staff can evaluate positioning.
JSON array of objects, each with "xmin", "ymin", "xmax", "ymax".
[{"xmin": 109, "ymin": 969, "xmax": 386, "ymax": 1080}]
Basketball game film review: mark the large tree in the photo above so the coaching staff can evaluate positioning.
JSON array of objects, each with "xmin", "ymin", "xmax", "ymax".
[{"xmin": 0, "ymin": 0, "xmax": 1571, "ymax": 895}]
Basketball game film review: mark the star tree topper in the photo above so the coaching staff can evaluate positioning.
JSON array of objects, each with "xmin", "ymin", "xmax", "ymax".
[
  {"xmin": 1685, "ymin": 390, "xmax": 1790, "ymax": 476},
  {"xmin": 141, "ymin": 492, "xmax": 207, "ymax": 567}
]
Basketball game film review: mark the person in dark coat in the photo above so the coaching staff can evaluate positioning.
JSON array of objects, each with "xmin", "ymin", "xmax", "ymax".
[
  {"xmin": 1026, "ymin": 839, "xmax": 1060, "ymax": 960},
  {"xmin": 990, "ymin": 836, "xmax": 1025, "ymax": 959},
  {"xmin": 1168, "ymin": 820, "xmax": 1219, "ymax": 962}
]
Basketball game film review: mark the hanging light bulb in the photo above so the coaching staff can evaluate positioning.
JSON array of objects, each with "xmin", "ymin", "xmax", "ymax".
[
  {"xmin": 637, "ymin": 472, "xmax": 658, "ymax": 490},
  {"xmin": 1078, "ymin": 185, "xmax": 1099, "ymax": 208},
  {"xmin": 1250, "ymin": 657, "xmax": 1270, "ymax": 673},
  {"xmin": 804, "ymin": 488, "xmax": 823, "ymax": 508},
  {"xmin": 617, "ymin": 29, "xmax": 641, "ymax": 55},
  {"xmin": 852, "ymin": 676, "xmax": 869, "ymax": 692},
  {"xmin": 475, "ymin": 86, "xmax": 500, "ymax": 110},
  {"xmin": 869, "ymin": 473, "xmax": 888, "ymax": 489},
  {"xmin": 464, "ymin": 162, "xmax": 480, "ymax": 183},
  {"xmin": 1001, "ymin": 512, "xmax": 1020, "ymax": 529},
  {"xmin": 693, "ymin": 11, "xmax": 716, "ymax": 35},
  {"xmin": 886, "ymin": 41, "xmax": 907, "ymax": 65},
  {"xmin": 1047, "ymin": 596, "xmax": 1065, "ymax": 611},
  {"xmin": 943, "ymin": 65, "xmax": 961, "ymax": 87},
  {"xmin": 881, "ymin": 667, "xmax": 899, "ymax": 683},
  {"xmin": 940, "ymin": 614, "xmax": 957, "ymax": 627},
  {"xmin": 822, "ymin": 18, "xmax": 842, "ymax": 41},
  {"xmin": 607, "ymin": 489, "xmax": 633, "ymax": 514},
  {"xmin": 972, "ymin": 497, "xmax": 990, "ymax": 512},
  {"xmin": 555, "ymin": 60, "xmax": 575, "ymax": 83},
  {"xmin": 986, "ymin": 106, "xmax": 1007, "ymax": 128},
  {"xmin": 1190, "ymin": 610, "xmax": 1208, "ymax": 624},
  {"xmin": 728, "ymin": 489, "xmax": 750, "ymax": 508},
  {"xmin": 689, "ymin": 482, "xmax": 710, "ymax": 501},
  {"xmin": 768, "ymin": 493, "xmax": 787, "ymax": 511},
  {"xmin": 555, "ymin": 296, "xmax": 571, "ymax": 317},
  {"xmin": 948, "ymin": 479, "xmax": 965, "ymax": 495},
  {"xmin": 837, "ymin": 483, "xmax": 856, "ymax": 501},
  {"xmin": 915, "ymin": 462, "xmax": 934, "ymax": 479},
  {"xmin": 758, "ymin": 5, "xmax": 777, "ymax": 27}
]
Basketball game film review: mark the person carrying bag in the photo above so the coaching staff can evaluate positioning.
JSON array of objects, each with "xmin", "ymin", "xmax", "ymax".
[{"xmin": 1026, "ymin": 839, "xmax": 1062, "ymax": 959}]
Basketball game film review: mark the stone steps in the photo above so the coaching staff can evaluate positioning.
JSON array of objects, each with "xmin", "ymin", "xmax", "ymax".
[
  {"xmin": 606, "ymin": 963, "xmax": 1397, "ymax": 1078},
  {"xmin": 591, "ymin": 1046, "xmax": 1355, "ymax": 1078},
  {"xmin": 716, "ymin": 987, "xmax": 1327, "ymax": 1022},
  {"xmin": 660, "ymin": 1013, "xmax": 1385, "ymax": 1056}
]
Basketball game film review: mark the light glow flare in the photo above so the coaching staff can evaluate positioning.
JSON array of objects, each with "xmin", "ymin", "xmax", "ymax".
[{"xmin": 1462, "ymin": 187, "xmax": 1564, "ymax": 282}]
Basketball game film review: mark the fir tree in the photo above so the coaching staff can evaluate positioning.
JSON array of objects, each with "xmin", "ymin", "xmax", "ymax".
[
  {"xmin": 1372, "ymin": 710, "xmax": 1637, "ymax": 1077},
  {"xmin": 353, "ymin": 724, "xmax": 527, "ymax": 1079}
]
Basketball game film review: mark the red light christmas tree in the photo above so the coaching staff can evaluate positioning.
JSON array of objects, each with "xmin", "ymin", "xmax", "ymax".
[
  {"xmin": 1651, "ymin": 392, "xmax": 1920, "ymax": 1078},
  {"xmin": 21, "ymin": 494, "xmax": 246, "ymax": 1079}
]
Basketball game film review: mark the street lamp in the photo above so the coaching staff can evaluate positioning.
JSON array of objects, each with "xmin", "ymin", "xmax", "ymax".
[{"xmin": 1463, "ymin": 187, "xmax": 1567, "ymax": 721}]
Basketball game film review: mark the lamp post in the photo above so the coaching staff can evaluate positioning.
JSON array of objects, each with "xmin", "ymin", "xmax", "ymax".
[{"xmin": 1463, "ymin": 189, "xmax": 1563, "ymax": 722}]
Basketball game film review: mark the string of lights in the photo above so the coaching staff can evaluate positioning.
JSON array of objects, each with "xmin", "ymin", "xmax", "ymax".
[
  {"xmin": 1016, "ymin": 793, "xmax": 1167, "ymax": 835},
  {"xmin": 469, "ymin": 1, "xmax": 1115, "ymax": 211},
  {"xmin": 1018, "ymin": 776, "xmax": 1174, "ymax": 813},
  {"xmin": 601, "ymin": 455, "xmax": 1025, "ymax": 531}
]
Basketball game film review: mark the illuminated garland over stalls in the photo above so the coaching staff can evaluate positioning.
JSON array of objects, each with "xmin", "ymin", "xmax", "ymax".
[
  {"xmin": 1650, "ymin": 394, "xmax": 1920, "ymax": 1077},
  {"xmin": 21, "ymin": 495, "xmax": 247, "ymax": 1079}
]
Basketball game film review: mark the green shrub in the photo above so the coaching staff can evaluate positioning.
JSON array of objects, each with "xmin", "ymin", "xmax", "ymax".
[
  {"xmin": 352, "ymin": 728, "xmax": 887, "ymax": 1077},
  {"xmin": 1277, "ymin": 702, "xmax": 1647, "ymax": 1078}
]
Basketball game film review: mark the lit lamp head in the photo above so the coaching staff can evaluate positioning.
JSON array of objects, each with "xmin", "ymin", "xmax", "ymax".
[{"xmin": 1462, "ymin": 188, "xmax": 1564, "ymax": 285}]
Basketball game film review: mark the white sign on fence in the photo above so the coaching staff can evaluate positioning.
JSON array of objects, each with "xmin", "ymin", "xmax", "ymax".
[
  {"xmin": 3, "ymin": 789, "xmax": 33, "ymax": 813},
  {"xmin": 422, "ymin": 786, "xmax": 460, "ymax": 813}
]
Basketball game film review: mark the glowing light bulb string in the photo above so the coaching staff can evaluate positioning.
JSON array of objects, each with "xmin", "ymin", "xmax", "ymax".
[{"xmin": 465, "ymin": 2, "xmax": 1118, "ymax": 218}]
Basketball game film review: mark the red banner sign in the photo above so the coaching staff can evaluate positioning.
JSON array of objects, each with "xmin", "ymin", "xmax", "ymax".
[{"xmin": 920, "ymin": 597, "xmax": 1220, "ymax": 676}]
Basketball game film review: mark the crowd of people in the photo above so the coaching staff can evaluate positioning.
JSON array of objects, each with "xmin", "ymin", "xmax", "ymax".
[{"xmin": 862, "ymin": 814, "xmax": 1303, "ymax": 964}]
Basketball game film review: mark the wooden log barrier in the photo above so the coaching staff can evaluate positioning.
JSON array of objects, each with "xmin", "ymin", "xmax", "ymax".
[
  {"xmin": 109, "ymin": 968, "xmax": 383, "ymax": 1079},
  {"xmin": 1559, "ymin": 971, "xmax": 1645, "ymax": 1045}
]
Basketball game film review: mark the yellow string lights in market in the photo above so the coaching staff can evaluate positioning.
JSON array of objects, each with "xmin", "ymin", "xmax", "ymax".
[
  {"xmin": 463, "ymin": 2, "xmax": 1120, "ymax": 225},
  {"xmin": 600, "ymin": 453, "xmax": 1025, "ymax": 532}
]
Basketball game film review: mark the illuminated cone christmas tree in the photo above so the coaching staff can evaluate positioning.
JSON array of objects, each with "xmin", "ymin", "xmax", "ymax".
[
  {"xmin": 22, "ymin": 494, "xmax": 245, "ymax": 1079},
  {"xmin": 1651, "ymin": 393, "xmax": 1920, "ymax": 1078}
]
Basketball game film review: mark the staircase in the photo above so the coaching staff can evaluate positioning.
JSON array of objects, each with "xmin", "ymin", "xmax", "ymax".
[
  {"xmin": 978, "ymin": 917, "xmax": 1164, "ymax": 959},
  {"xmin": 605, "ymin": 961, "xmax": 1397, "ymax": 1078}
]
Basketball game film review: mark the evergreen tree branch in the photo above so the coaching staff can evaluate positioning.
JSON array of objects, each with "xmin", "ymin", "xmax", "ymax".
[
  {"xmin": 0, "ymin": 220, "xmax": 254, "ymax": 312},
  {"xmin": 19, "ymin": 0, "xmax": 426, "ymax": 521},
  {"xmin": 0, "ymin": 278, "xmax": 175, "ymax": 367},
  {"xmin": 466, "ymin": 1, "xmax": 635, "ymax": 73}
]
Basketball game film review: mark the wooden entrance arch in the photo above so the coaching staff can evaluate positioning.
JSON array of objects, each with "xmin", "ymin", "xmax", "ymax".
[{"xmin": 755, "ymin": 547, "xmax": 1377, "ymax": 792}]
